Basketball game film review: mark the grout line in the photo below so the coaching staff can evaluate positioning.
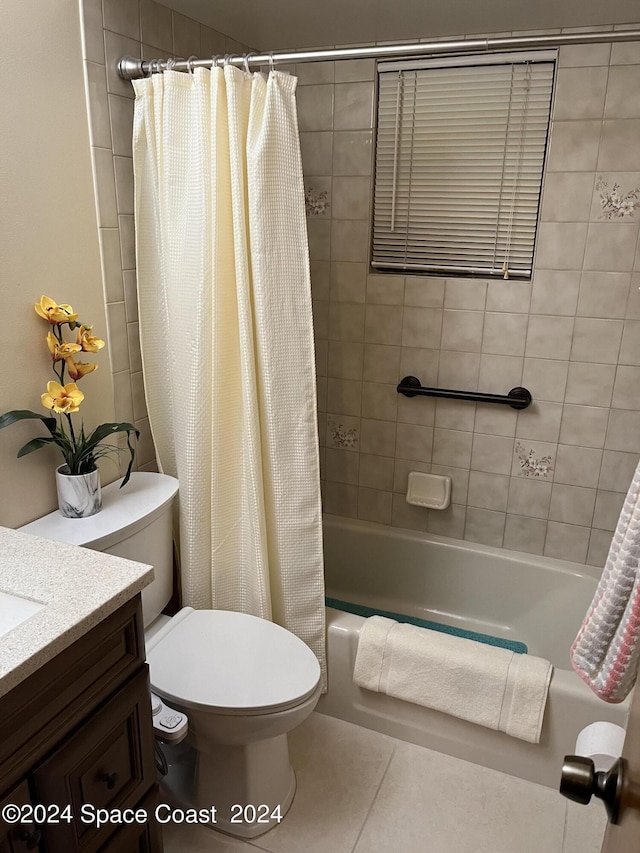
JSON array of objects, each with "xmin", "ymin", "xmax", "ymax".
[{"xmin": 348, "ymin": 740, "xmax": 399, "ymax": 853}]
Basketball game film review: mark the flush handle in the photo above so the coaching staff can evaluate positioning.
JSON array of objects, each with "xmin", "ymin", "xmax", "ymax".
[{"xmin": 560, "ymin": 755, "xmax": 625, "ymax": 823}]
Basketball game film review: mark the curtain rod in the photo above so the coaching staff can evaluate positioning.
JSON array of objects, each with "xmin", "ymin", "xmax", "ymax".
[{"xmin": 117, "ymin": 28, "xmax": 640, "ymax": 80}]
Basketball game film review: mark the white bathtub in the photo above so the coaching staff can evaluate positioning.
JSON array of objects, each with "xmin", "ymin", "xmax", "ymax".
[{"xmin": 316, "ymin": 514, "xmax": 630, "ymax": 788}]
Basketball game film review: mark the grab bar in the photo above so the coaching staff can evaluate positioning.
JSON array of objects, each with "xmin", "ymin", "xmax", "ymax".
[{"xmin": 396, "ymin": 376, "xmax": 533, "ymax": 410}]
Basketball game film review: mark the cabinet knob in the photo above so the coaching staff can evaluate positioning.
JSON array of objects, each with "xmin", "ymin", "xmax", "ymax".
[
  {"xmin": 101, "ymin": 771, "xmax": 118, "ymax": 790},
  {"xmin": 15, "ymin": 828, "xmax": 42, "ymax": 850},
  {"xmin": 560, "ymin": 755, "xmax": 625, "ymax": 824}
]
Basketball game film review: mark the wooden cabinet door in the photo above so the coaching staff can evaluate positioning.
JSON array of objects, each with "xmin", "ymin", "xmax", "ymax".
[
  {"xmin": 0, "ymin": 781, "xmax": 41, "ymax": 853},
  {"xmin": 32, "ymin": 668, "xmax": 155, "ymax": 853}
]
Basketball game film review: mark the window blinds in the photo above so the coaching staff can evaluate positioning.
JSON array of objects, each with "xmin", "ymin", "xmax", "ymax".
[{"xmin": 371, "ymin": 54, "xmax": 555, "ymax": 279}]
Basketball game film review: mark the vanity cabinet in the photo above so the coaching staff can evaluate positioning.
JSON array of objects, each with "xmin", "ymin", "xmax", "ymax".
[{"xmin": 0, "ymin": 595, "xmax": 162, "ymax": 852}]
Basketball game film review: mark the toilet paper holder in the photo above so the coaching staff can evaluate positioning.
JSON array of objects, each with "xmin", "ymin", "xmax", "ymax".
[{"xmin": 560, "ymin": 755, "xmax": 626, "ymax": 824}]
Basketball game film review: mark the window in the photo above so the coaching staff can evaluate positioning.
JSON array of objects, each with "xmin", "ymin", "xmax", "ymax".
[{"xmin": 371, "ymin": 52, "xmax": 555, "ymax": 279}]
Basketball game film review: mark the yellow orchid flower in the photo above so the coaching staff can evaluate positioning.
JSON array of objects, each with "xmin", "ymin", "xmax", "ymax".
[
  {"xmin": 41, "ymin": 381, "xmax": 84, "ymax": 414},
  {"xmin": 46, "ymin": 331, "xmax": 81, "ymax": 362},
  {"xmin": 34, "ymin": 296, "xmax": 79, "ymax": 325},
  {"xmin": 77, "ymin": 325, "xmax": 105, "ymax": 353},
  {"xmin": 64, "ymin": 358, "xmax": 98, "ymax": 381}
]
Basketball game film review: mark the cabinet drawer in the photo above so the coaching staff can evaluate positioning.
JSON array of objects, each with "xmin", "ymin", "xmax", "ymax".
[
  {"xmin": 32, "ymin": 667, "xmax": 155, "ymax": 853},
  {"xmin": 95, "ymin": 786, "xmax": 163, "ymax": 853},
  {"xmin": 0, "ymin": 780, "xmax": 41, "ymax": 853},
  {"xmin": 0, "ymin": 597, "xmax": 145, "ymax": 792}
]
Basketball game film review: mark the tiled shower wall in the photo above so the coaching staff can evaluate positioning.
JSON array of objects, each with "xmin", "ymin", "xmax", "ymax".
[
  {"xmin": 79, "ymin": 3, "xmax": 640, "ymax": 567},
  {"xmin": 298, "ymin": 29, "xmax": 640, "ymax": 566},
  {"xmin": 78, "ymin": 0, "xmax": 251, "ymax": 473}
]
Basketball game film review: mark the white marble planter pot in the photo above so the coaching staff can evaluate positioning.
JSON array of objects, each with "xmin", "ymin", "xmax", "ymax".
[{"xmin": 55, "ymin": 465, "xmax": 102, "ymax": 518}]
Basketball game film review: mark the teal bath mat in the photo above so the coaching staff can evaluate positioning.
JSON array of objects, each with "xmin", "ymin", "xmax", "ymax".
[{"xmin": 325, "ymin": 596, "xmax": 528, "ymax": 655}]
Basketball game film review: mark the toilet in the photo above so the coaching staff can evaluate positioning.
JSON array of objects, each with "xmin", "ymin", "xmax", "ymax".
[{"xmin": 19, "ymin": 471, "xmax": 322, "ymax": 839}]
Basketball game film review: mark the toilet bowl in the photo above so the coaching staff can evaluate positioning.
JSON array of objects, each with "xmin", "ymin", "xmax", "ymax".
[
  {"xmin": 19, "ymin": 472, "xmax": 322, "ymax": 839},
  {"xmin": 147, "ymin": 606, "xmax": 321, "ymax": 837}
]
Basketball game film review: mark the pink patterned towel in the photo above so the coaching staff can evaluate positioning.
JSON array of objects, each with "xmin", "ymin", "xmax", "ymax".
[{"xmin": 571, "ymin": 459, "xmax": 640, "ymax": 702}]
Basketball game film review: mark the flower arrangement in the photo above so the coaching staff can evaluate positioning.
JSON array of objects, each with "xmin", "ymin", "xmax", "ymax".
[{"xmin": 0, "ymin": 296, "xmax": 138, "ymax": 486}]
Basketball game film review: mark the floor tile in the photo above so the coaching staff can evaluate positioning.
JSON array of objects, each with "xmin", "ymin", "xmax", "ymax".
[
  {"xmin": 257, "ymin": 713, "xmax": 396, "ymax": 853},
  {"xmin": 162, "ymin": 821, "xmax": 259, "ymax": 852},
  {"xmin": 562, "ymin": 800, "xmax": 607, "ymax": 853},
  {"xmin": 353, "ymin": 740, "xmax": 566, "ymax": 853}
]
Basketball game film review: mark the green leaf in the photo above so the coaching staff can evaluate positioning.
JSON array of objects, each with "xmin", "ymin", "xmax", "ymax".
[
  {"xmin": 0, "ymin": 410, "xmax": 58, "ymax": 436},
  {"xmin": 17, "ymin": 436, "xmax": 61, "ymax": 457},
  {"xmin": 79, "ymin": 422, "xmax": 140, "ymax": 488}
]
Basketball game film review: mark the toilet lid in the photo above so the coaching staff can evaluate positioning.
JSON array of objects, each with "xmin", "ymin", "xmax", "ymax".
[{"xmin": 147, "ymin": 610, "xmax": 321, "ymax": 715}]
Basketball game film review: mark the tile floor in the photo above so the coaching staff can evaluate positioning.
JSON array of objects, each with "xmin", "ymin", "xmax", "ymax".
[{"xmin": 162, "ymin": 713, "xmax": 607, "ymax": 853}]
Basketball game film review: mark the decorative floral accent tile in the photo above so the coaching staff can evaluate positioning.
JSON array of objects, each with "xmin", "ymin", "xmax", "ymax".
[
  {"xmin": 515, "ymin": 443, "xmax": 553, "ymax": 479},
  {"xmin": 327, "ymin": 417, "xmax": 358, "ymax": 449},
  {"xmin": 305, "ymin": 185, "xmax": 330, "ymax": 217},
  {"xmin": 595, "ymin": 175, "xmax": 640, "ymax": 220}
]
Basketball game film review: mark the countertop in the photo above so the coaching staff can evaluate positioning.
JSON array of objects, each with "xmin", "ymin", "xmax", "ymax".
[{"xmin": 0, "ymin": 525, "xmax": 153, "ymax": 699}]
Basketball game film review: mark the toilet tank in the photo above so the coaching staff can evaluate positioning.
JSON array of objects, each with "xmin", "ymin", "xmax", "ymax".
[{"xmin": 18, "ymin": 472, "xmax": 179, "ymax": 627}]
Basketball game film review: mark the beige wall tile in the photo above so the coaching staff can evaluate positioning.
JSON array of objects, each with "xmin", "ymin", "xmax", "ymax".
[
  {"xmin": 401, "ymin": 308, "xmax": 443, "ymax": 348},
  {"xmin": 395, "ymin": 423, "xmax": 433, "ymax": 462},
  {"xmin": 598, "ymin": 449, "xmax": 638, "ymax": 491},
  {"xmin": 464, "ymin": 507, "xmax": 505, "ymax": 547},
  {"xmin": 515, "ymin": 401, "xmax": 563, "ymax": 443},
  {"xmin": 392, "ymin": 493, "xmax": 428, "ymax": 531},
  {"xmin": 362, "ymin": 382, "xmax": 398, "ymax": 421},
  {"xmin": 598, "ymin": 120, "xmax": 640, "ymax": 171},
  {"xmin": 334, "ymin": 81, "xmax": 374, "ymax": 130},
  {"xmin": 436, "ymin": 351, "xmax": 480, "ymax": 390},
  {"xmin": 297, "ymin": 85, "xmax": 334, "ymax": 131},
  {"xmin": 331, "ymin": 263, "xmax": 367, "ymax": 303},
  {"xmin": 553, "ymin": 67, "xmax": 608, "ymax": 119},
  {"xmin": 103, "ymin": 0, "xmax": 140, "ymax": 40},
  {"xmin": 604, "ymin": 66, "xmax": 640, "ymax": 118},
  {"xmin": 365, "ymin": 304, "xmax": 403, "ymax": 345},
  {"xmin": 546, "ymin": 121, "xmax": 601, "ymax": 172},
  {"xmin": 540, "ymin": 172, "xmax": 595, "ymax": 222},
  {"xmin": 565, "ymin": 361, "xmax": 616, "ymax": 406},
  {"xmin": 544, "ymin": 521, "xmax": 590, "ymax": 562},
  {"xmin": 583, "ymin": 223, "xmax": 639, "ymax": 272},
  {"xmin": 426, "ymin": 503, "xmax": 466, "ymax": 538},
  {"xmin": 363, "ymin": 344, "xmax": 401, "ymax": 383},
  {"xmin": 357, "ymin": 487, "xmax": 392, "ymax": 524},
  {"xmin": 593, "ymin": 489, "xmax": 625, "ymax": 530},
  {"xmin": 549, "ymin": 483, "xmax": 597, "ymax": 526},
  {"xmin": 405, "ymin": 277, "xmax": 445, "ymax": 308},
  {"xmin": 141, "ymin": 0, "xmax": 173, "ymax": 53},
  {"xmin": 331, "ymin": 219, "xmax": 369, "ymax": 262},
  {"xmin": 467, "ymin": 471, "xmax": 509, "ymax": 511},
  {"xmin": 577, "ymin": 272, "xmax": 631, "ymax": 318},
  {"xmin": 328, "ymin": 341, "xmax": 364, "ymax": 380},
  {"xmin": 570, "ymin": 317, "xmax": 623, "ymax": 363},
  {"xmin": 587, "ymin": 528, "xmax": 613, "ymax": 567},
  {"xmin": 554, "ymin": 444, "xmax": 602, "ymax": 487},
  {"xmin": 503, "ymin": 514, "xmax": 547, "ymax": 554},
  {"xmin": 300, "ymin": 132, "xmax": 334, "ymax": 175},
  {"xmin": 559, "ymin": 404, "xmax": 609, "ymax": 448},
  {"xmin": 359, "ymin": 454, "xmax": 394, "ymax": 490},
  {"xmin": 530, "ymin": 270, "xmax": 580, "ymax": 316},
  {"xmin": 333, "ymin": 131, "xmax": 373, "ymax": 176},
  {"xmin": 507, "ymin": 478, "xmax": 552, "ymax": 519},
  {"xmin": 522, "ymin": 358, "xmax": 569, "ymax": 403},
  {"xmin": 432, "ymin": 428, "xmax": 473, "ymax": 468},
  {"xmin": 367, "ymin": 275, "xmax": 405, "ymax": 305}
]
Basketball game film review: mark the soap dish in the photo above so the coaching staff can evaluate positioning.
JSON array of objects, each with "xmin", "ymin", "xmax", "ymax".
[{"xmin": 406, "ymin": 472, "xmax": 451, "ymax": 510}]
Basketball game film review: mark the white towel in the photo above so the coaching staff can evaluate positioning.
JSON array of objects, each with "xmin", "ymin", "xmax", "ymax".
[{"xmin": 353, "ymin": 616, "xmax": 553, "ymax": 743}]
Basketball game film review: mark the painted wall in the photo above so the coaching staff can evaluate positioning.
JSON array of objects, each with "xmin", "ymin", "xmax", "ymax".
[
  {"xmin": 296, "ymin": 30, "xmax": 640, "ymax": 565},
  {"xmin": 78, "ymin": 0, "xmax": 252, "ymax": 477},
  {"xmin": 0, "ymin": 0, "xmax": 115, "ymax": 528}
]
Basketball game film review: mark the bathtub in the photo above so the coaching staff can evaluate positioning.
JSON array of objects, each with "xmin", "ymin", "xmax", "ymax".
[{"xmin": 316, "ymin": 514, "xmax": 630, "ymax": 788}]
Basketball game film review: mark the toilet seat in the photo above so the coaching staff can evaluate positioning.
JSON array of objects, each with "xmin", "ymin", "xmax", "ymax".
[{"xmin": 147, "ymin": 608, "xmax": 321, "ymax": 716}]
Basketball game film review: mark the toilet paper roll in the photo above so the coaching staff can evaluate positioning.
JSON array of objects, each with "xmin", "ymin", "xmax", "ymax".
[{"xmin": 575, "ymin": 721, "xmax": 626, "ymax": 772}]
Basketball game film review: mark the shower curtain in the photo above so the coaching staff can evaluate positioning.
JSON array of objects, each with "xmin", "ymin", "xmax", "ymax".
[{"xmin": 132, "ymin": 66, "xmax": 326, "ymax": 677}]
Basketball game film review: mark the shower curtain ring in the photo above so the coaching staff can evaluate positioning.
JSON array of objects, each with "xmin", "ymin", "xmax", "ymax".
[
  {"xmin": 166, "ymin": 57, "xmax": 176, "ymax": 72},
  {"xmin": 186, "ymin": 55, "xmax": 198, "ymax": 74},
  {"xmin": 268, "ymin": 52, "xmax": 276, "ymax": 73},
  {"xmin": 243, "ymin": 51, "xmax": 257, "ymax": 74},
  {"xmin": 223, "ymin": 54, "xmax": 233, "ymax": 68},
  {"xmin": 211, "ymin": 54, "xmax": 221, "ymax": 70}
]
